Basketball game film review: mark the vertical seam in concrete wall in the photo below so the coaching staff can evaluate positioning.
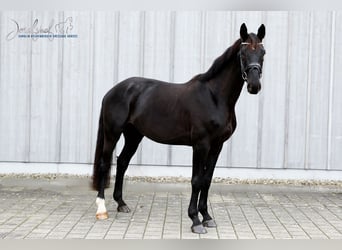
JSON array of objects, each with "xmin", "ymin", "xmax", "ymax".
[
  {"xmin": 304, "ymin": 11, "xmax": 313, "ymax": 170},
  {"xmin": 113, "ymin": 12, "xmax": 120, "ymax": 85},
  {"xmin": 228, "ymin": 11, "xmax": 234, "ymax": 167},
  {"xmin": 230, "ymin": 11, "xmax": 235, "ymax": 41},
  {"xmin": 113, "ymin": 11, "xmax": 120, "ymax": 164},
  {"xmin": 56, "ymin": 11, "xmax": 65, "ymax": 163},
  {"xmin": 140, "ymin": 11, "xmax": 146, "ymax": 77},
  {"xmin": 230, "ymin": 11, "xmax": 235, "ymax": 168},
  {"xmin": 26, "ymin": 11, "xmax": 33, "ymax": 163},
  {"xmin": 0, "ymin": 12, "xmax": 2, "ymax": 156},
  {"xmin": 256, "ymin": 11, "xmax": 267, "ymax": 169},
  {"xmin": 283, "ymin": 11, "xmax": 291, "ymax": 169},
  {"xmin": 200, "ymin": 11, "xmax": 206, "ymax": 73},
  {"xmin": 327, "ymin": 11, "xmax": 336, "ymax": 171},
  {"xmin": 169, "ymin": 12, "xmax": 176, "ymax": 84},
  {"xmin": 137, "ymin": 11, "xmax": 146, "ymax": 165},
  {"xmin": 167, "ymin": 11, "xmax": 176, "ymax": 166},
  {"xmin": 89, "ymin": 11, "xmax": 96, "ymax": 164},
  {"xmin": 0, "ymin": 12, "xmax": 2, "ymax": 103}
]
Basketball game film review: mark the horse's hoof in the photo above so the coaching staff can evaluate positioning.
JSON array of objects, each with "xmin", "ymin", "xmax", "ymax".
[
  {"xmin": 202, "ymin": 219, "xmax": 217, "ymax": 228},
  {"xmin": 96, "ymin": 212, "xmax": 108, "ymax": 220},
  {"xmin": 117, "ymin": 205, "xmax": 131, "ymax": 213},
  {"xmin": 191, "ymin": 224, "xmax": 207, "ymax": 234}
]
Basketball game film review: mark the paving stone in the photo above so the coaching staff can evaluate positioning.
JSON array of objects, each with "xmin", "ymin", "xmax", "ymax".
[{"xmin": 1, "ymin": 176, "xmax": 342, "ymax": 239}]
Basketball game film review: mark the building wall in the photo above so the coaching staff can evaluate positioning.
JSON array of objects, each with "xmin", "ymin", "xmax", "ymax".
[{"xmin": 0, "ymin": 11, "xmax": 341, "ymax": 175}]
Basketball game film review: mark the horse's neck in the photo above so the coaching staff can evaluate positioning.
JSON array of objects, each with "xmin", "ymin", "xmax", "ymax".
[{"xmin": 209, "ymin": 60, "xmax": 245, "ymax": 109}]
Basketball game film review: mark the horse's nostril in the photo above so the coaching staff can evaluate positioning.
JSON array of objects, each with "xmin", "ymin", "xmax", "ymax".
[
  {"xmin": 247, "ymin": 84, "xmax": 260, "ymax": 94},
  {"xmin": 247, "ymin": 84, "xmax": 253, "ymax": 92}
]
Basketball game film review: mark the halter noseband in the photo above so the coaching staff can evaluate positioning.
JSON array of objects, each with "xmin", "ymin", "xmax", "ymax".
[
  {"xmin": 240, "ymin": 42, "xmax": 263, "ymax": 81},
  {"xmin": 241, "ymin": 63, "xmax": 262, "ymax": 81}
]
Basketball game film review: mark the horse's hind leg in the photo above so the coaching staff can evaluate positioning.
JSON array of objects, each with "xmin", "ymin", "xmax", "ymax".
[
  {"xmin": 95, "ymin": 132, "xmax": 120, "ymax": 220},
  {"xmin": 114, "ymin": 125, "xmax": 143, "ymax": 213}
]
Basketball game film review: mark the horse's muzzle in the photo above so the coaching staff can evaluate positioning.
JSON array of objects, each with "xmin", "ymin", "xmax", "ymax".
[
  {"xmin": 247, "ymin": 83, "xmax": 261, "ymax": 94},
  {"xmin": 246, "ymin": 64, "xmax": 262, "ymax": 94},
  {"xmin": 243, "ymin": 62, "xmax": 262, "ymax": 94}
]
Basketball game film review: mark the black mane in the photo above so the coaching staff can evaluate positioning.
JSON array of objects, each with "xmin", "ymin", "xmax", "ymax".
[{"xmin": 193, "ymin": 38, "xmax": 242, "ymax": 82}]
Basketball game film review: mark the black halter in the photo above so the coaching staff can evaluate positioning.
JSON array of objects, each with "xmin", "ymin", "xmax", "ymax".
[
  {"xmin": 240, "ymin": 42, "xmax": 263, "ymax": 81},
  {"xmin": 241, "ymin": 63, "xmax": 262, "ymax": 81}
]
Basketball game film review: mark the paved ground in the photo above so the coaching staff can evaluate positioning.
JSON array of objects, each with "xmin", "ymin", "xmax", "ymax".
[{"xmin": 1, "ymin": 175, "xmax": 342, "ymax": 239}]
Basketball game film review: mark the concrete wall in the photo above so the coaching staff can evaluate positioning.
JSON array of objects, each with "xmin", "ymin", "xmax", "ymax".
[{"xmin": 1, "ymin": 11, "xmax": 342, "ymax": 179}]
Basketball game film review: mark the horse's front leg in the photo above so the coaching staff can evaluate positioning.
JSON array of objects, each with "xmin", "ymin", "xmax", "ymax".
[
  {"xmin": 198, "ymin": 144, "xmax": 223, "ymax": 228},
  {"xmin": 188, "ymin": 143, "xmax": 210, "ymax": 234}
]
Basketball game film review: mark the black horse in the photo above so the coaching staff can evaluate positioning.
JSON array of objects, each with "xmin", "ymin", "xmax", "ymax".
[{"xmin": 92, "ymin": 23, "xmax": 266, "ymax": 234}]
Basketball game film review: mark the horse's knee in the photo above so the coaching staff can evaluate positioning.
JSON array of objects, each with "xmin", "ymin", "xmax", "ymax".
[{"xmin": 191, "ymin": 176, "xmax": 204, "ymax": 190}]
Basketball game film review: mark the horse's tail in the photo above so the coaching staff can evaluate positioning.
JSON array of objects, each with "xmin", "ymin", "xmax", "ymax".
[{"xmin": 92, "ymin": 107, "xmax": 107, "ymax": 191}]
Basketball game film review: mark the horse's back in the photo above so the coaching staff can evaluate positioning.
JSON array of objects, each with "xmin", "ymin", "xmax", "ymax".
[
  {"xmin": 105, "ymin": 76, "xmax": 172, "ymax": 99},
  {"xmin": 101, "ymin": 77, "xmax": 194, "ymax": 144},
  {"xmin": 101, "ymin": 77, "xmax": 181, "ymax": 125}
]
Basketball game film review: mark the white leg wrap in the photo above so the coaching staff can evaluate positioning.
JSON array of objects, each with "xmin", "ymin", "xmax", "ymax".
[{"xmin": 96, "ymin": 197, "xmax": 107, "ymax": 214}]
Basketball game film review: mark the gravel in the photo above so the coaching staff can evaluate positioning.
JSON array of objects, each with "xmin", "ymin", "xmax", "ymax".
[{"xmin": 1, "ymin": 173, "xmax": 342, "ymax": 187}]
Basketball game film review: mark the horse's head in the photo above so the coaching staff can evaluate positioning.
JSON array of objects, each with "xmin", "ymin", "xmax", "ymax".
[{"xmin": 239, "ymin": 23, "xmax": 266, "ymax": 95}]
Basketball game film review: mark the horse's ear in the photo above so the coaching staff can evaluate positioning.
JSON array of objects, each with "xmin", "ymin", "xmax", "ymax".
[
  {"xmin": 240, "ymin": 23, "xmax": 248, "ymax": 41},
  {"xmin": 257, "ymin": 24, "xmax": 265, "ymax": 41}
]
